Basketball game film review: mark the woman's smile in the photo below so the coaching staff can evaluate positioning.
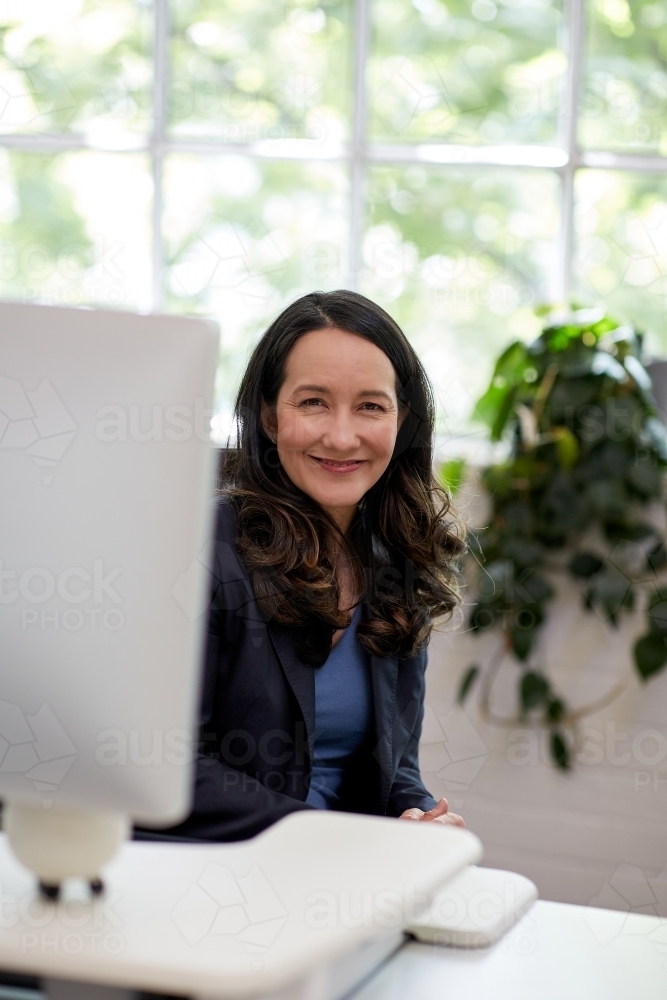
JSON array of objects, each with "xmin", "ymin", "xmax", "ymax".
[{"xmin": 308, "ymin": 454, "xmax": 368, "ymax": 474}]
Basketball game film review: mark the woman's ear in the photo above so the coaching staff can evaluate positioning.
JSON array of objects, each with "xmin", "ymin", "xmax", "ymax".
[{"xmin": 260, "ymin": 398, "xmax": 277, "ymax": 441}]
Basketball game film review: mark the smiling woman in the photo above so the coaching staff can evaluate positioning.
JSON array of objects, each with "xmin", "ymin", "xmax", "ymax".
[
  {"xmin": 137, "ymin": 290, "xmax": 465, "ymax": 843},
  {"xmin": 262, "ymin": 328, "xmax": 403, "ymax": 539}
]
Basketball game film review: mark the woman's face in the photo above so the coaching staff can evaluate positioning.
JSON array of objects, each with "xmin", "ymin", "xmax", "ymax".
[{"xmin": 262, "ymin": 327, "xmax": 405, "ymax": 532}]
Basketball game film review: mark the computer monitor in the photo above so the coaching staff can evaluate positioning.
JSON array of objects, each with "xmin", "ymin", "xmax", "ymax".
[{"xmin": 0, "ymin": 301, "xmax": 219, "ymax": 889}]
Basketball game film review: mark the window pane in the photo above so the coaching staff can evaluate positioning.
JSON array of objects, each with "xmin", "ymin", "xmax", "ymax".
[
  {"xmin": 580, "ymin": 0, "xmax": 667, "ymax": 154},
  {"xmin": 362, "ymin": 165, "xmax": 559, "ymax": 435},
  {"xmin": 0, "ymin": 1, "xmax": 152, "ymax": 140},
  {"xmin": 0, "ymin": 150, "xmax": 151, "ymax": 309},
  {"xmin": 368, "ymin": 0, "xmax": 564, "ymax": 145},
  {"xmin": 574, "ymin": 170, "xmax": 667, "ymax": 353},
  {"xmin": 163, "ymin": 155, "xmax": 349, "ymax": 432},
  {"xmin": 168, "ymin": 0, "xmax": 351, "ymax": 145}
]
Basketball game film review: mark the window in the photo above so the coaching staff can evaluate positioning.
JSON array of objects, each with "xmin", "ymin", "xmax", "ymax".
[{"xmin": 0, "ymin": 0, "xmax": 665, "ymax": 446}]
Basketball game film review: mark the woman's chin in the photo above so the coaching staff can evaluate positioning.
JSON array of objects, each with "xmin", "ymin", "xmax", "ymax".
[{"xmin": 306, "ymin": 485, "xmax": 367, "ymax": 510}]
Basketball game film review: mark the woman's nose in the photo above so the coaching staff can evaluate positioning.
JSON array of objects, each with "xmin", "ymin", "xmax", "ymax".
[{"xmin": 320, "ymin": 410, "xmax": 360, "ymax": 451}]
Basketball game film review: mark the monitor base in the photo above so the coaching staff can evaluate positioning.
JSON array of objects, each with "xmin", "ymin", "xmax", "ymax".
[{"xmin": 3, "ymin": 801, "xmax": 128, "ymax": 893}]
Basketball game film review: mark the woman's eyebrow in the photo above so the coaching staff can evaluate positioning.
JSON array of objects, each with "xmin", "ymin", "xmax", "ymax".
[
  {"xmin": 293, "ymin": 383, "xmax": 394, "ymax": 403},
  {"xmin": 292, "ymin": 384, "xmax": 330, "ymax": 394},
  {"xmin": 358, "ymin": 390, "xmax": 394, "ymax": 402}
]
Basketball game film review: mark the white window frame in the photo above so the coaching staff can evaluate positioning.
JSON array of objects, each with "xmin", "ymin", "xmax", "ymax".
[{"xmin": 1, "ymin": 0, "xmax": 665, "ymax": 313}]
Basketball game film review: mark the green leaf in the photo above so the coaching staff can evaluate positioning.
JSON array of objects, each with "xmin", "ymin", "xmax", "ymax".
[
  {"xmin": 512, "ymin": 626, "xmax": 536, "ymax": 661},
  {"xmin": 500, "ymin": 537, "xmax": 545, "ymax": 569},
  {"xmin": 473, "ymin": 383, "xmax": 509, "ymax": 430},
  {"xmin": 457, "ymin": 665, "xmax": 480, "ymax": 705},
  {"xmin": 584, "ymin": 569, "xmax": 634, "ymax": 624},
  {"xmin": 473, "ymin": 341, "xmax": 529, "ymax": 435},
  {"xmin": 492, "ymin": 340, "xmax": 530, "ymax": 382},
  {"xmin": 516, "ymin": 571, "xmax": 554, "ymax": 606},
  {"xmin": 634, "ymin": 634, "xmax": 667, "ymax": 680},
  {"xmin": 550, "ymin": 730, "xmax": 570, "ymax": 770},
  {"xmin": 491, "ymin": 386, "xmax": 518, "ymax": 442},
  {"xmin": 552, "ymin": 426, "xmax": 579, "ymax": 470},
  {"xmin": 440, "ymin": 458, "xmax": 466, "ymax": 495},
  {"xmin": 603, "ymin": 521, "xmax": 654, "ymax": 543},
  {"xmin": 520, "ymin": 671, "xmax": 550, "ymax": 711},
  {"xmin": 569, "ymin": 551, "xmax": 604, "ymax": 579},
  {"xmin": 546, "ymin": 697, "xmax": 565, "ymax": 723}
]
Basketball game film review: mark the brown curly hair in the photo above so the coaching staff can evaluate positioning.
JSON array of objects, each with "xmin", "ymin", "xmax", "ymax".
[{"xmin": 220, "ymin": 290, "xmax": 464, "ymax": 666}]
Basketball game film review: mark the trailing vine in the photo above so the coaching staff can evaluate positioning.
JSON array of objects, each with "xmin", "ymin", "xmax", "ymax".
[{"xmin": 449, "ymin": 306, "xmax": 667, "ymax": 768}]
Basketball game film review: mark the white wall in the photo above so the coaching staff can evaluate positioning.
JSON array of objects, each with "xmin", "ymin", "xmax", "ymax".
[{"xmin": 421, "ymin": 486, "xmax": 667, "ymax": 918}]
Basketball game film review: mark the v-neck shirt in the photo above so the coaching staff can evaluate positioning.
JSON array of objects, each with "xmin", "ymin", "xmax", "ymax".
[{"xmin": 305, "ymin": 603, "xmax": 373, "ymax": 810}]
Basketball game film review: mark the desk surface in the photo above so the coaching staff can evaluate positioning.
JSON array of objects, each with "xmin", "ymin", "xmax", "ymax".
[
  {"xmin": 0, "ymin": 816, "xmax": 480, "ymax": 999},
  {"xmin": 353, "ymin": 899, "xmax": 667, "ymax": 1000}
]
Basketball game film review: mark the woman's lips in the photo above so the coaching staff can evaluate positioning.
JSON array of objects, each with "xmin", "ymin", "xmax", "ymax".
[{"xmin": 308, "ymin": 455, "xmax": 367, "ymax": 473}]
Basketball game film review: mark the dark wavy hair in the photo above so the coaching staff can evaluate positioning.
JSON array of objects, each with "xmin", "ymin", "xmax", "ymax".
[{"xmin": 220, "ymin": 289, "xmax": 464, "ymax": 666}]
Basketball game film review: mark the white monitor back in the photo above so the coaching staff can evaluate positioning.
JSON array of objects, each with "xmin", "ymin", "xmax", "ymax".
[{"xmin": 0, "ymin": 302, "xmax": 219, "ymax": 826}]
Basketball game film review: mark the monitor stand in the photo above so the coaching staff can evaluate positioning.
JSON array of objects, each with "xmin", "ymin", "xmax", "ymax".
[{"xmin": 3, "ymin": 801, "xmax": 128, "ymax": 900}]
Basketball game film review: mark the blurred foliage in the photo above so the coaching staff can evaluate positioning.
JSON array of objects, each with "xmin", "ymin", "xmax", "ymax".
[
  {"xmin": 439, "ymin": 457, "xmax": 467, "ymax": 493},
  {"xmin": 459, "ymin": 305, "xmax": 667, "ymax": 768},
  {"xmin": 0, "ymin": 1, "xmax": 665, "ymax": 430},
  {"xmin": 163, "ymin": 155, "xmax": 347, "ymax": 404},
  {"xmin": 582, "ymin": 0, "xmax": 667, "ymax": 155},
  {"xmin": 0, "ymin": 149, "xmax": 151, "ymax": 309},
  {"xmin": 574, "ymin": 170, "xmax": 667, "ymax": 358},
  {"xmin": 370, "ymin": 0, "xmax": 564, "ymax": 145},
  {"xmin": 0, "ymin": 1, "xmax": 151, "ymax": 137},
  {"xmin": 169, "ymin": 0, "xmax": 350, "ymax": 141},
  {"xmin": 0, "ymin": 151, "xmax": 93, "ymax": 300}
]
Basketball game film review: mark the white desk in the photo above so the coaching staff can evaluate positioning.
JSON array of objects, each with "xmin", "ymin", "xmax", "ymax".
[
  {"xmin": 353, "ymin": 899, "xmax": 667, "ymax": 1000},
  {"xmin": 0, "ymin": 815, "xmax": 480, "ymax": 1000},
  {"xmin": 0, "ymin": 818, "xmax": 664, "ymax": 1000}
]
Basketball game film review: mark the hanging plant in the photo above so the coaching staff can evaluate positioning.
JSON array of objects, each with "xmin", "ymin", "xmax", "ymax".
[{"xmin": 450, "ymin": 306, "xmax": 667, "ymax": 769}]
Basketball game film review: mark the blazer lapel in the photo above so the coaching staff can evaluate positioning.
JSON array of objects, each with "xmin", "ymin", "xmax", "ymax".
[
  {"xmin": 267, "ymin": 620, "xmax": 316, "ymax": 761},
  {"xmin": 369, "ymin": 649, "xmax": 399, "ymax": 811}
]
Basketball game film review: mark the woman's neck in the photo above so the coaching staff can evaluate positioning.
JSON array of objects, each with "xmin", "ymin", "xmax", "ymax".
[{"xmin": 321, "ymin": 502, "xmax": 357, "ymax": 537}]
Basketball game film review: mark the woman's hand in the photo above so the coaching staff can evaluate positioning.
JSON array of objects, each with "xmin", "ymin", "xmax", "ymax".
[{"xmin": 399, "ymin": 797, "xmax": 465, "ymax": 829}]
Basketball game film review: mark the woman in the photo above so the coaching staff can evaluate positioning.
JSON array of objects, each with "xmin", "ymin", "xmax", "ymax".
[{"xmin": 154, "ymin": 289, "xmax": 465, "ymax": 841}]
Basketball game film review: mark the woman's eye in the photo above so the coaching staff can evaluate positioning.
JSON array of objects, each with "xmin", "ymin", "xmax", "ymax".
[
  {"xmin": 300, "ymin": 398, "xmax": 323, "ymax": 407},
  {"xmin": 360, "ymin": 402, "xmax": 383, "ymax": 412}
]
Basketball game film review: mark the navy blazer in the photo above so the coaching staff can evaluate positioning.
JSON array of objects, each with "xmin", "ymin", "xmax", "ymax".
[{"xmin": 140, "ymin": 499, "xmax": 437, "ymax": 843}]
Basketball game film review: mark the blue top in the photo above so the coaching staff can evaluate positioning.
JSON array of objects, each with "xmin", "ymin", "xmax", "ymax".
[{"xmin": 305, "ymin": 603, "xmax": 373, "ymax": 810}]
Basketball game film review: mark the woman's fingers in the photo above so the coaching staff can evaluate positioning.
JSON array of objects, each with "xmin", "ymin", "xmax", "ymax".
[
  {"xmin": 399, "ymin": 802, "xmax": 466, "ymax": 828},
  {"xmin": 432, "ymin": 812, "xmax": 466, "ymax": 829},
  {"xmin": 421, "ymin": 798, "xmax": 449, "ymax": 820},
  {"xmin": 399, "ymin": 807, "xmax": 424, "ymax": 821}
]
